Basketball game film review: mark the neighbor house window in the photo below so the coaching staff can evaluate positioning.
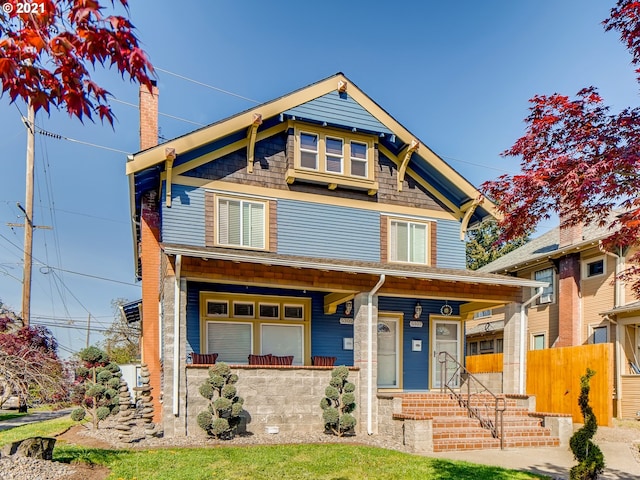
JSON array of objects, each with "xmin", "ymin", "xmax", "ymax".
[
  {"xmin": 389, "ymin": 219, "xmax": 429, "ymax": 264},
  {"xmin": 467, "ymin": 341, "xmax": 478, "ymax": 355},
  {"xmin": 582, "ymin": 257, "xmax": 605, "ymax": 279},
  {"xmin": 534, "ymin": 268, "xmax": 555, "ymax": 305},
  {"xmin": 217, "ymin": 197, "xmax": 266, "ymax": 249},
  {"xmin": 201, "ymin": 293, "xmax": 310, "ymax": 365},
  {"xmin": 591, "ymin": 325, "xmax": 608, "ymax": 344},
  {"xmin": 532, "ymin": 333, "xmax": 546, "ymax": 350},
  {"xmin": 473, "ymin": 309, "xmax": 492, "ymax": 319}
]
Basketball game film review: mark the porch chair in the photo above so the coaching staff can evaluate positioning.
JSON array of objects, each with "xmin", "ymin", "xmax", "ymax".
[{"xmin": 189, "ymin": 353, "xmax": 218, "ymax": 365}]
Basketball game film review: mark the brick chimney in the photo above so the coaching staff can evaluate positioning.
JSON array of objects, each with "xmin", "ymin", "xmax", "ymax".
[
  {"xmin": 558, "ymin": 210, "xmax": 582, "ymax": 248},
  {"xmin": 556, "ymin": 208, "xmax": 582, "ymax": 347},
  {"xmin": 138, "ymin": 80, "xmax": 162, "ymax": 421},
  {"xmin": 139, "ymin": 80, "xmax": 159, "ymax": 150}
]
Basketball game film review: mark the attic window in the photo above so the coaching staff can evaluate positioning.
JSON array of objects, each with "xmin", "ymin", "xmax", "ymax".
[{"xmin": 286, "ymin": 124, "xmax": 378, "ymax": 195}]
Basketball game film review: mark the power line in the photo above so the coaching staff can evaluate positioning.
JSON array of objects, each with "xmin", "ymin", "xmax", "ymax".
[
  {"xmin": 156, "ymin": 67, "xmax": 261, "ymax": 104},
  {"xmin": 34, "ymin": 125, "xmax": 130, "ymax": 154},
  {"xmin": 110, "ymin": 98, "xmax": 206, "ymax": 127}
]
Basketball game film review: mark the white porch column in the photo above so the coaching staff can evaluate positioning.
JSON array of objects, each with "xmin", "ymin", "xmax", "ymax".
[
  {"xmin": 353, "ymin": 292, "xmax": 379, "ymax": 434},
  {"xmin": 503, "ymin": 302, "xmax": 525, "ymax": 394}
]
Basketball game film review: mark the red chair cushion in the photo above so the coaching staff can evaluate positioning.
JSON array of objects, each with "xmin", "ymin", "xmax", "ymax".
[
  {"xmin": 312, "ymin": 356, "xmax": 337, "ymax": 367},
  {"xmin": 271, "ymin": 355, "xmax": 294, "ymax": 366},
  {"xmin": 191, "ymin": 353, "xmax": 218, "ymax": 364},
  {"xmin": 248, "ymin": 354, "xmax": 273, "ymax": 365}
]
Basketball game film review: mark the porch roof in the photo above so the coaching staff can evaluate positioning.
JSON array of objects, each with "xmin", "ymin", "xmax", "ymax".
[
  {"xmin": 161, "ymin": 243, "xmax": 547, "ymax": 289},
  {"xmin": 600, "ymin": 301, "xmax": 640, "ymax": 316}
]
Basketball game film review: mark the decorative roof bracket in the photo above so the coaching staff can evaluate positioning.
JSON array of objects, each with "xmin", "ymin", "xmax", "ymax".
[
  {"xmin": 165, "ymin": 147, "xmax": 177, "ymax": 208},
  {"xmin": 246, "ymin": 113, "xmax": 263, "ymax": 174},
  {"xmin": 397, "ymin": 139, "xmax": 419, "ymax": 192},
  {"xmin": 459, "ymin": 196, "xmax": 484, "ymax": 240}
]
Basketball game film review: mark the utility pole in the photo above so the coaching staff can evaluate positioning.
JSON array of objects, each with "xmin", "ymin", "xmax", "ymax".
[{"xmin": 22, "ymin": 101, "xmax": 35, "ymax": 326}]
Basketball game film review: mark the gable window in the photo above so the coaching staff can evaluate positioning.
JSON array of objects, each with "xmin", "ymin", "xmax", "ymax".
[
  {"xmin": 287, "ymin": 125, "xmax": 378, "ymax": 194},
  {"xmin": 216, "ymin": 196, "xmax": 266, "ymax": 250},
  {"xmin": 582, "ymin": 256, "xmax": 605, "ymax": 279},
  {"xmin": 389, "ymin": 219, "xmax": 428, "ymax": 264},
  {"xmin": 533, "ymin": 267, "xmax": 555, "ymax": 305}
]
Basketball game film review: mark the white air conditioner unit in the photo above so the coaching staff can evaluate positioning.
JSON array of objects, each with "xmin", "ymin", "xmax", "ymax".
[{"xmin": 539, "ymin": 293, "xmax": 553, "ymax": 304}]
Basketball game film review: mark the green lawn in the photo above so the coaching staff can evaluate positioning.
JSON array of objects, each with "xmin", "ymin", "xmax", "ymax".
[{"xmin": 1, "ymin": 418, "xmax": 547, "ymax": 480}]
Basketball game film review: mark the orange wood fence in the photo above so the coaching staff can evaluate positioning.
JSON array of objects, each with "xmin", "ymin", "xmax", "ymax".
[
  {"xmin": 526, "ymin": 344, "xmax": 613, "ymax": 426},
  {"xmin": 466, "ymin": 353, "xmax": 503, "ymax": 373}
]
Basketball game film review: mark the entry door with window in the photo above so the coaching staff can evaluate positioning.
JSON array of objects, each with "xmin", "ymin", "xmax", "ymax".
[
  {"xmin": 377, "ymin": 316, "xmax": 400, "ymax": 388},
  {"xmin": 431, "ymin": 319, "xmax": 461, "ymax": 388}
]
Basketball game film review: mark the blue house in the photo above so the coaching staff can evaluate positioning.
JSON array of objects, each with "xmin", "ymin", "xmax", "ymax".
[{"xmin": 127, "ymin": 73, "xmax": 546, "ymax": 441}]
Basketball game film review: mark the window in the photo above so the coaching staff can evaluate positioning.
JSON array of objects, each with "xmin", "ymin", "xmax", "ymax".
[
  {"xmin": 591, "ymin": 325, "xmax": 608, "ymax": 344},
  {"xmin": 534, "ymin": 268, "xmax": 555, "ymax": 305},
  {"xmin": 288, "ymin": 126, "xmax": 378, "ymax": 194},
  {"xmin": 473, "ymin": 309, "xmax": 492, "ymax": 319},
  {"xmin": 217, "ymin": 197, "xmax": 266, "ymax": 249},
  {"xmin": 350, "ymin": 141, "xmax": 368, "ymax": 177},
  {"xmin": 389, "ymin": 219, "xmax": 428, "ymax": 264},
  {"xmin": 200, "ymin": 293, "xmax": 310, "ymax": 365},
  {"xmin": 467, "ymin": 341, "xmax": 478, "ymax": 355},
  {"xmin": 582, "ymin": 257, "xmax": 605, "ymax": 279},
  {"xmin": 479, "ymin": 339, "xmax": 494, "ymax": 353},
  {"xmin": 532, "ymin": 333, "xmax": 546, "ymax": 350},
  {"xmin": 496, "ymin": 338, "xmax": 504, "ymax": 353}
]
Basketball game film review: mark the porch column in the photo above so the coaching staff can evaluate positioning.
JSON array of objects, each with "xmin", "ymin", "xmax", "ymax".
[
  {"xmin": 353, "ymin": 292, "xmax": 379, "ymax": 435},
  {"xmin": 503, "ymin": 302, "xmax": 525, "ymax": 394},
  {"xmin": 161, "ymin": 275, "xmax": 188, "ymax": 437}
]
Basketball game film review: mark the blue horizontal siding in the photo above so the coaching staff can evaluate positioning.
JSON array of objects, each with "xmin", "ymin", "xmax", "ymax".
[
  {"xmin": 285, "ymin": 91, "xmax": 392, "ymax": 134},
  {"xmin": 277, "ymin": 199, "xmax": 380, "ymax": 261},
  {"xmin": 161, "ymin": 183, "xmax": 206, "ymax": 247},
  {"xmin": 436, "ymin": 219, "xmax": 465, "ymax": 269}
]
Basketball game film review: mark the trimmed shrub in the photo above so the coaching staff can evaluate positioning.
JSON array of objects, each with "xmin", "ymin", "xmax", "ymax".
[
  {"xmin": 197, "ymin": 362, "xmax": 244, "ymax": 439},
  {"xmin": 320, "ymin": 366, "xmax": 357, "ymax": 436},
  {"xmin": 569, "ymin": 368, "xmax": 605, "ymax": 480}
]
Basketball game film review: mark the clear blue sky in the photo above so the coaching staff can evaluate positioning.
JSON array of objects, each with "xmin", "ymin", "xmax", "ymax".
[{"xmin": 1, "ymin": 1, "xmax": 638, "ymax": 357}]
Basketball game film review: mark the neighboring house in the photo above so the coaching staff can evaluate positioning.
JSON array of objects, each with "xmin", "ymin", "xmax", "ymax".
[
  {"xmin": 126, "ymin": 73, "xmax": 546, "ymax": 438},
  {"xmin": 473, "ymin": 216, "xmax": 640, "ymax": 419}
]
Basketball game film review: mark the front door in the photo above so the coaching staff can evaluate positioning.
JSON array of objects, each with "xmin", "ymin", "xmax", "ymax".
[
  {"xmin": 431, "ymin": 318, "xmax": 461, "ymax": 388},
  {"xmin": 377, "ymin": 316, "xmax": 400, "ymax": 388}
]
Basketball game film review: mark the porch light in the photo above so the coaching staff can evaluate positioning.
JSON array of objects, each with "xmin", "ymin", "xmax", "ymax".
[
  {"xmin": 414, "ymin": 302, "xmax": 422, "ymax": 319},
  {"xmin": 344, "ymin": 300, "xmax": 353, "ymax": 316}
]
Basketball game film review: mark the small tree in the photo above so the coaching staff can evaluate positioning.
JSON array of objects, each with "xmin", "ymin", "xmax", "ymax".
[
  {"xmin": 320, "ymin": 366, "xmax": 356, "ymax": 437},
  {"xmin": 71, "ymin": 346, "xmax": 122, "ymax": 430},
  {"xmin": 569, "ymin": 369, "xmax": 605, "ymax": 480},
  {"xmin": 197, "ymin": 362, "xmax": 243, "ymax": 439}
]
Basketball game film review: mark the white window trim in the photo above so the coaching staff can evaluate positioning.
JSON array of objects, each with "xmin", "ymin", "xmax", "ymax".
[
  {"xmin": 206, "ymin": 300, "xmax": 229, "ymax": 317},
  {"xmin": 258, "ymin": 302, "xmax": 280, "ymax": 320},
  {"xmin": 325, "ymin": 135, "xmax": 344, "ymax": 174},
  {"xmin": 283, "ymin": 303, "xmax": 304, "ymax": 320},
  {"xmin": 582, "ymin": 255, "xmax": 606, "ymax": 280},
  {"xmin": 232, "ymin": 301, "xmax": 255, "ymax": 318},
  {"xmin": 214, "ymin": 195, "xmax": 268, "ymax": 251},
  {"xmin": 531, "ymin": 332, "xmax": 546, "ymax": 350},
  {"xmin": 532, "ymin": 267, "xmax": 555, "ymax": 305},
  {"xmin": 388, "ymin": 217, "xmax": 430, "ymax": 265},
  {"xmin": 349, "ymin": 140, "xmax": 368, "ymax": 178}
]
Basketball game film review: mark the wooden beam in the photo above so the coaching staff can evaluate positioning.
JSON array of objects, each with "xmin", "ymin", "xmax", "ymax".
[
  {"xmin": 246, "ymin": 113, "xmax": 263, "ymax": 174},
  {"xmin": 397, "ymin": 139, "xmax": 419, "ymax": 192},
  {"xmin": 460, "ymin": 196, "xmax": 484, "ymax": 240},
  {"xmin": 165, "ymin": 148, "xmax": 176, "ymax": 208},
  {"xmin": 324, "ymin": 292, "xmax": 355, "ymax": 315}
]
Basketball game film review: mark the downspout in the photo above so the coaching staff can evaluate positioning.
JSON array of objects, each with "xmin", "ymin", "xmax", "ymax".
[
  {"xmin": 519, "ymin": 286, "xmax": 544, "ymax": 395},
  {"xmin": 172, "ymin": 254, "xmax": 182, "ymax": 416},
  {"xmin": 367, "ymin": 274, "xmax": 386, "ymax": 435},
  {"xmin": 599, "ymin": 243, "xmax": 623, "ymax": 308}
]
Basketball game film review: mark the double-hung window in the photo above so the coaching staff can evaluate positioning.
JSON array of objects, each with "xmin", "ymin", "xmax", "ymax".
[
  {"xmin": 217, "ymin": 197, "xmax": 266, "ymax": 249},
  {"xmin": 389, "ymin": 219, "xmax": 429, "ymax": 264},
  {"xmin": 350, "ymin": 141, "xmax": 368, "ymax": 177},
  {"xmin": 534, "ymin": 267, "xmax": 554, "ymax": 305}
]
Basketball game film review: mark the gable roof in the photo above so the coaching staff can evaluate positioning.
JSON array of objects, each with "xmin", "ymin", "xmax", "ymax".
[
  {"xmin": 127, "ymin": 73, "xmax": 498, "ymax": 224},
  {"xmin": 478, "ymin": 220, "xmax": 614, "ymax": 274}
]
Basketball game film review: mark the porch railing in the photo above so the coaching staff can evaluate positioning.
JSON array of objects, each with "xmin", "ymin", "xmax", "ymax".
[{"xmin": 438, "ymin": 351, "xmax": 506, "ymax": 449}]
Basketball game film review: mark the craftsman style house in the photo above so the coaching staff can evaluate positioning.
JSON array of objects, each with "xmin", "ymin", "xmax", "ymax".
[
  {"xmin": 472, "ymin": 217, "xmax": 640, "ymax": 419},
  {"xmin": 127, "ymin": 73, "xmax": 551, "ymax": 443}
]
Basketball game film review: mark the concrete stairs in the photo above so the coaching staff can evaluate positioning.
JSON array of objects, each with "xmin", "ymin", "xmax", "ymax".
[{"xmin": 399, "ymin": 393, "xmax": 560, "ymax": 452}]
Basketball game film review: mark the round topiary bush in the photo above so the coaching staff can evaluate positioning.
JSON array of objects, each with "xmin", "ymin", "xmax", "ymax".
[
  {"xmin": 197, "ymin": 362, "xmax": 244, "ymax": 439},
  {"xmin": 320, "ymin": 366, "xmax": 357, "ymax": 437}
]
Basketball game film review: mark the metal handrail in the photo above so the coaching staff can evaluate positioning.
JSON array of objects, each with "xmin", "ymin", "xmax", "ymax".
[{"xmin": 438, "ymin": 351, "xmax": 507, "ymax": 449}]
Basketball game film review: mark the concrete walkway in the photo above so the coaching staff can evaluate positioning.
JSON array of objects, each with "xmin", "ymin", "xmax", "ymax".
[
  {"xmin": 0, "ymin": 409, "xmax": 72, "ymax": 432},
  {"xmin": 429, "ymin": 440, "xmax": 639, "ymax": 479}
]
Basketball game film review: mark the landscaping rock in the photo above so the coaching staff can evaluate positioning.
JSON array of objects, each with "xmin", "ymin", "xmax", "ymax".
[{"xmin": 2, "ymin": 436, "xmax": 56, "ymax": 460}]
